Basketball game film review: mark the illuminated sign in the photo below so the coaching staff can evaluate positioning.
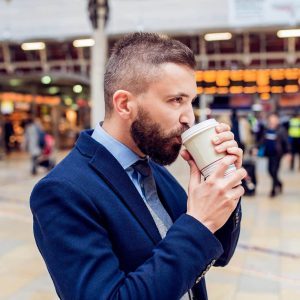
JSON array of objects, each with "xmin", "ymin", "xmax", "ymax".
[
  {"xmin": 0, "ymin": 93, "xmax": 60, "ymax": 106},
  {"xmin": 196, "ymin": 68, "xmax": 300, "ymax": 98}
]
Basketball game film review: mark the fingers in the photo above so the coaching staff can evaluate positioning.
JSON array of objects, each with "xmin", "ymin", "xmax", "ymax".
[
  {"xmin": 227, "ymin": 147, "xmax": 243, "ymax": 169},
  {"xmin": 212, "ymin": 131, "xmax": 235, "ymax": 145},
  {"xmin": 226, "ymin": 185, "xmax": 245, "ymax": 202},
  {"xmin": 180, "ymin": 150, "xmax": 202, "ymax": 184},
  {"xmin": 215, "ymin": 123, "xmax": 231, "ymax": 133},
  {"xmin": 223, "ymin": 168, "xmax": 247, "ymax": 189},
  {"xmin": 215, "ymin": 140, "xmax": 238, "ymax": 153},
  {"xmin": 212, "ymin": 128, "xmax": 243, "ymax": 169},
  {"xmin": 209, "ymin": 155, "xmax": 237, "ymax": 180},
  {"xmin": 180, "ymin": 149, "xmax": 193, "ymax": 161}
]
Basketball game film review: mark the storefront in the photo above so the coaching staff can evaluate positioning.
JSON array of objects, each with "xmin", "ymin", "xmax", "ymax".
[{"xmin": 0, "ymin": 92, "xmax": 90, "ymax": 152}]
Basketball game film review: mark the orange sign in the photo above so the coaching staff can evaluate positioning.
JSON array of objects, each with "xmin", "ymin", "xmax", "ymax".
[
  {"xmin": 195, "ymin": 68, "xmax": 300, "ymax": 95},
  {"xmin": 0, "ymin": 92, "xmax": 60, "ymax": 106}
]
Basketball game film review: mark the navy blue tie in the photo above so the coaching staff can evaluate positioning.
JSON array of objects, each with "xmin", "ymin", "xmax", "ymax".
[
  {"xmin": 132, "ymin": 159, "xmax": 173, "ymax": 237},
  {"xmin": 132, "ymin": 159, "xmax": 151, "ymax": 177}
]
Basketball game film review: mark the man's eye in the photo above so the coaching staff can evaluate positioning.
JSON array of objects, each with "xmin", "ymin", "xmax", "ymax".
[{"xmin": 173, "ymin": 97, "xmax": 183, "ymax": 103}]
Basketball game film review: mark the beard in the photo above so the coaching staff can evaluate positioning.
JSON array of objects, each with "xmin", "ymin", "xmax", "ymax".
[{"xmin": 130, "ymin": 107, "xmax": 189, "ymax": 165}]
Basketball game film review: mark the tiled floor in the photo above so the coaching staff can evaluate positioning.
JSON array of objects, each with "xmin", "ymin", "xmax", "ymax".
[{"xmin": 0, "ymin": 151, "xmax": 299, "ymax": 300}]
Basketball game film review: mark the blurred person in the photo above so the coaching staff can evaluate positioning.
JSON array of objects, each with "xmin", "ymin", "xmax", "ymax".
[
  {"xmin": 288, "ymin": 112, "xmax": 300, "ymax": 171},
  {"xmin": 239, "ymin": 115, "xmax": 256, "ymax": 196},
  {"xmin": 30, "ymin": 33, "xmax": 246, "ymax": 300},
  {"xmin": 37, "ymin": 131, "xmax": 56, "ymax": 171},
  {"xmin": 260, "ymin": 113, "xmax": 290, "ymax": 198},
  {"xmin": 249, "ymin": 111, "xmax": 265, "ymax": 145},
  {"xmin": 24, "ymin": 117, "xmax": 44, "ymax": 175},
  {"xmin": 239, "ymin": 116, "xmax": 254, "ymax": 152},
  {"xmin": 3, "ymin": 114, "xmax": 14, "ymax": 155},
  {"xmin": 230, "ymin": 109, "xmax": 242, "ymax": 150},
  {"xmin": 281, "ymin": 113, "xmax": 290, "ymax": 132}
]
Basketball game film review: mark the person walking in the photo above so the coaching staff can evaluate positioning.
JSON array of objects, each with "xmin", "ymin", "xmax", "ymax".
[
  {"xmin": 261, "ymin": 113, "xmax": 290, "ymax": 197},
  {"xmin": 288, "ymin": 112, "xmax": 300, "ymax": 171},
  {"xmin": 3, "ymin": 114, "xmax": 14, "ymax": 155},
  {"xmin": 24, "ymin": 117, "xmax": 43, "ymax": 175},
  {"xmin": 230, "ymin": 109, "xmax": 243, "ymax": 151}
]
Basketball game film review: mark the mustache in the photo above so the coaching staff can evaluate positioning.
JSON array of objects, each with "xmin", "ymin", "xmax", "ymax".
[{"xmin": 167, "ymin": 124, "xmax": 190, "ymax": 139}]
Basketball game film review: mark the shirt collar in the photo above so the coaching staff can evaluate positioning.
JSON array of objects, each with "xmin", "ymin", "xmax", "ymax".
[{"xmin": 91, "ymin": 122, "xmax": 142, "ymax": 170}]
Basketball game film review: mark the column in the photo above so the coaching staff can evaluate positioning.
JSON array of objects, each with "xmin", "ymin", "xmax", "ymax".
[{"xmin": 90, "ymin": 4, "xmax": 108, "ymax": 128}]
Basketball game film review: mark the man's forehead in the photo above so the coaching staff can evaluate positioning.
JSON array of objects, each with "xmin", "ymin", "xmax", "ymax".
[
  {"xmin": 158, "ymin": 62, "xmax": 195, "ymax": 75},
  {"xmin": 151, "ymin": 64, "xmax": 196, "ymax": 88}
]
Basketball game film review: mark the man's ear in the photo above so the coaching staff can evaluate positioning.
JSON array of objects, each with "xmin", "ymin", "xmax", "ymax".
[{"xmin": 112, "ymin": 90, "xmax": 136, "ymax": 120}]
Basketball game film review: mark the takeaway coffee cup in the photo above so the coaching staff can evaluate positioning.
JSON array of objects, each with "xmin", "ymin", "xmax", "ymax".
[{"xmin": 181, "ymin": 118, "xmax": 237, "ymax": 179}]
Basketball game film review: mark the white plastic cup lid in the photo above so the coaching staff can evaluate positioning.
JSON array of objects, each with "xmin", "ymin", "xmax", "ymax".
[{"xmin": 181, "ymin": 118, "xmax": 218, "ymax": 144}]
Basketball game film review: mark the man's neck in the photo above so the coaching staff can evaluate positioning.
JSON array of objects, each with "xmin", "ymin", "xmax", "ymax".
[{"xmin": 102, "ymin": 119, "xmax": 145, "ymax": 157}]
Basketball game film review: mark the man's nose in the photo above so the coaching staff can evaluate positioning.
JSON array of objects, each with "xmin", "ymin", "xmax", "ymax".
[{"xmin": 180, "ymin": 105, "xmax": 195, "ymax": 127}]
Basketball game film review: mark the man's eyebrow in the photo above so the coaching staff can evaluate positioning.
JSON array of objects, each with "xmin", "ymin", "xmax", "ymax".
[{"xmin": 166, "ymin": 93, "xmax": 195, "ymax": 99}]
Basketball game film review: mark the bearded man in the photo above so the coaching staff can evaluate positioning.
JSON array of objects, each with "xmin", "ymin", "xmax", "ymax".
[{"xmin": 30, "ymin": 33, "xmax": 246, "ymax": 300}]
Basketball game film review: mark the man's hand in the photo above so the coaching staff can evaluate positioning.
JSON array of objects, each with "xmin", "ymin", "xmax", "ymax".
[
  {"xmin": 181, "ymin": 151, "xmax": 246, "ymax": 233},
  {"xmin": 212, "ymin": 123, "xmax": 243, "ymax": 169}
]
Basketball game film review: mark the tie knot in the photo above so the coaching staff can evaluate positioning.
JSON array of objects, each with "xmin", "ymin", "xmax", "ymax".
[{"xmin": 132, "ymin": 159, "xmax": 151, "ymax": 177}]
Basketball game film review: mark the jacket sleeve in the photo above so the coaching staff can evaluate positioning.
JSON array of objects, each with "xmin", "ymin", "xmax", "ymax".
[
  {"xmin": 31, "ymin": 178, "xmax": 224, "ymax": 300},
  {"xmin": 213, "ymin": 199, "xmax": 242, "ymax": 266}
]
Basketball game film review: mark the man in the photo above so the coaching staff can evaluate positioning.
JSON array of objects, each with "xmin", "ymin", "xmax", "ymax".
[
  {"xmin": 288, "ymin": 112, "xmax": 300, "ymax": 171},
  {"xmin": 261, "ymin": 113, "xmax": 290, "ymax": 197},
  {"xmin": 30, "ymin": 33, "xmax": 246, "ymax": 300},
  {"xmin": 3, "ymin": 114, "xmax": 14, "ymax": 155},
  {"xmin": 24, "ymin": 117, "xmax": 44, "ymax": 175}
]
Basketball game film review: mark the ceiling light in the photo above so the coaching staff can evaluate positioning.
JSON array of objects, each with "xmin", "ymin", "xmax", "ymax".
[
  {"xmin": 21, "ymin": 42, "xmax": 45, "ymax": 51},
  {"xmin": 204, "ymin": 32, "xmax": 232, "ymax": 42},
  {"xmin": 41, "ymin": 75, "xmax": 52, "ymax": 85},
  {"xmin": 73, "ymin": 84, "xmax": 83, "ymax": 93},
  {"xmin": 277, "ymin": 29, "xmax": 300, "ymax": 38},
  {"xmin": 48, "ymin": 87, "xmax": 60, "ymax": 95},
  {"xmin": 73, "ymin": 39, "xmax": 95, "ymax": 48}
]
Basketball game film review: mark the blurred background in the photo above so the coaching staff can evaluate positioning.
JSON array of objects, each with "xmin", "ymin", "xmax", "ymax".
[{"xmin": 0, "ymin": 0, "xmax": 300, "ymax": 299}]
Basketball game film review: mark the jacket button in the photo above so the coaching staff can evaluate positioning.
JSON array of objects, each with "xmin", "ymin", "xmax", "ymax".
[
  {"xmin": 195, "ymin": 259, "xmax": 217, "ymax": 284},
  {"xmin": 235, "ymin": 213, "xmax": 239, "ymax": 226}
]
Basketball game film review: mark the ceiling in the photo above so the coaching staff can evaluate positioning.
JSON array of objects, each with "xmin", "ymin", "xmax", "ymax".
[{"xmin": 1, "ymin": 0, "xmax": 300, "ymax": 42}]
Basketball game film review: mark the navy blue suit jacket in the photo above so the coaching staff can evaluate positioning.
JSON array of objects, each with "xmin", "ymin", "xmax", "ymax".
[{"xmin": 30, "ymin": 130, "xmax": 242, "ymax": 300}]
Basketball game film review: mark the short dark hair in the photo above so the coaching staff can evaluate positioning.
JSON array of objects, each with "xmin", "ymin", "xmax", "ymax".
[{"xmin": 104, "ymin": 32, "xmax": 196, "ymax": 115}]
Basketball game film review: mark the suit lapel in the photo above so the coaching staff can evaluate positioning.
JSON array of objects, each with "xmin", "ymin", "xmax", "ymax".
[{"xmin": 89, "ymin": 145, "xmax": 162, "ymax": 245}]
